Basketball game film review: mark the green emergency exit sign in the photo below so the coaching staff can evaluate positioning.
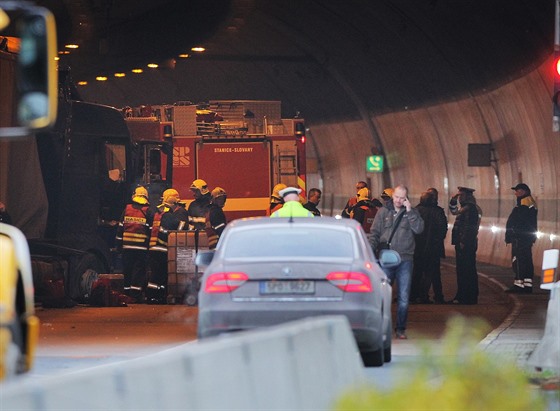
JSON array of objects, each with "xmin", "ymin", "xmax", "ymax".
[{"xmin": 366, "ymin": 155, "xmax": 384, "ymax": 172}]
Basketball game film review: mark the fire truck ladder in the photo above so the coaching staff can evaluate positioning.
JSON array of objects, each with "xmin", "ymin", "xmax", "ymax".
[{"xmin": 276, "ymin": 146, "xmax": 298, "ymax": 185}]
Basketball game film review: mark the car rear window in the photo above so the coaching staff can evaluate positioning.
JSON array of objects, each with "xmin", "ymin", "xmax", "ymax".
[{"xmin": 223, "ymin": 227, "xmax": 355, "ymax": 258}]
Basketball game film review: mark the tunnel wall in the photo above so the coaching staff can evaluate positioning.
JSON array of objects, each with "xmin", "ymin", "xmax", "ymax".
[{"xmin": 311, "ymin": 56, "xmax": 559, "ymax": 272}]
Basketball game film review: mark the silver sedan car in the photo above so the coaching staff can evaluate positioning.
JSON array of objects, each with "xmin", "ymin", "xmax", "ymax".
[{"xmin": 195, "ymin": 217, "xmax": 399, "ymax": 367}]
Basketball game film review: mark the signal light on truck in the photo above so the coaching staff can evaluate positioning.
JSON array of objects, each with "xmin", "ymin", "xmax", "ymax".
[{"xmin": 295, "ymin": 122, "xmax": 306, "ymax": 143}]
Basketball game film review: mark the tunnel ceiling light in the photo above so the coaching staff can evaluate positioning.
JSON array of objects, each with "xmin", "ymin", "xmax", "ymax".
[
  {"xmin": 191, "ymin": 46, "xmax": 205, "ymax": 52},
  {"xmin": 132, "ymin": 68, "xmax": 143, "ymax": 74},
  {"xmin": 114, "ymin": 72, "xmax": 126, "ymax": 78},
  {"xmin": 95, "ymin": 76, "xmax": 108, "ymax": 81},
  {"xmin": 64, "ymin": 44, "xmax": 79, "ymax": 49},
  {"xmin": 58, "ymin": 50, "xmax": 70, "ymax": 55},
  {"xmin": 77, "ymin": 81, "xmax": 88, "ymax": 86},
  {"xmin": 178, "ymin": 53, "xmax": 190, "ymax": 58},
  {"xmin": 147, "ymin": 63, "xmax": 158, "ymax": 68}
]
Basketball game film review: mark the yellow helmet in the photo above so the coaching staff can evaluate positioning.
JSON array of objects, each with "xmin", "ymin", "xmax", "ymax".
[
  {"xmin": 162, "ymin": 188, "xmax": 180, "ymax": 205},
  {"xmin": 357, "ymin": 187, "xmax": 371, "ymax": 202},
  {"xmin": 271, "ymin": 183, "xmax": 287, "ymax": 201},
  {"xmin": 190, "ymin": 179, "xmax": 209, "ymax": 195},
  {"xmin": 211, "ymin": 187, "xmax": 227, "ymax": 199},
  {"xmin": 381, "ymin": 188, "xmax": 394, "ymax": 199},
  {"xmin": 132, "ymin": 186, "xmax": 149, "ymax": 205}
]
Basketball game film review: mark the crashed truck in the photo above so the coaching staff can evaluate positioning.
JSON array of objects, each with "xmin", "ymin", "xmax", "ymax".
[{"xmin": 1, "ymin": 74, "xmax": 173, "ymax": 305}]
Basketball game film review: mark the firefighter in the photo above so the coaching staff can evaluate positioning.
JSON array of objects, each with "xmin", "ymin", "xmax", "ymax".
[
  {"xmin": 350, "ymin": 187, "xmax": 382, "ymax": 234},
  {"xmin": 188, "ymin": 179, "xmax": 211, "ymax": 230},
  {"xmin": 270, "ymin": 187, "xmax": 314, "ymax": 217},
  {"xmin": 267, "ymin": 183, "xmax": 287, "ymax": 216},
  {"xmin": 146, "ymin": 188, "xmax": 189, "ymax": 304},
  {"xmin": 205, "ymin": 187, "xmax": 228, "ymax": 250},
  {"xmin": 115, "ymin": 186, "xmax": 153, "ymax": 302}
]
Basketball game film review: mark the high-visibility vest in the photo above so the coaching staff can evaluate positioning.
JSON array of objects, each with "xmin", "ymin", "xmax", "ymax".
[
  {"xmin": 117, "ymin": 204, "xmax": 151, "ymax": 250},
  {"xmin": 271, "ymin": 201, "xmax": 315, "ymax": 218}
]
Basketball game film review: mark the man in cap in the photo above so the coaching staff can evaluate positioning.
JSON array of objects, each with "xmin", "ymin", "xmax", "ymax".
[
  {"xmin": 448, "ymin": 186, "xmax": 482, "ymax": 304},
  {"xmin": 188, "ymin": 179, "xmax": 211, "ymax": 230},
  {"xmin": 115, "ymin": 186, "xmax": 154, "ymax": 302},
  {"xmin": 270, "ymin": 187, "xmax": 315, "ymax": 217},
  {"xmin": 146, "ymin": 188, "xmax": 189, "ymax": 304},
  {"xmin": 505, "ymin": 183, "xmax": 538, "ymax": 293},
  {"xmin": 341, "ymin": 181, "xmax": 368, "ymax": 218},
  {"xmin": 205, "ymin": 187, "xmax": 228, "ymax": 249}
]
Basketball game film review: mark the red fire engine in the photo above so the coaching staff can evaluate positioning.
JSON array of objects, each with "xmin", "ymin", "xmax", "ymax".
[{"xmin": 125, "ymin": 100, "xmax": 307, "ymax": 221}]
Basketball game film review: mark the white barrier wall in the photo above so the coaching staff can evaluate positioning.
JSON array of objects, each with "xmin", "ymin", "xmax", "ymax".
[{"xmin": 0, "ymin": 316, "xmax": 366, "ymax": 411}]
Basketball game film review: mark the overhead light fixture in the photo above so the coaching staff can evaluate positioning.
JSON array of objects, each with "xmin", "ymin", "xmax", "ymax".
[
  {"xmin": 147, "ymin": 63, "xmax": 158, "ymax": 68},
  {"xmin": 191, "ymin": 46, "xmax": 205, "ymax": 52},
  {"xmin": 114, "ymin": 72, "xmax": 126, "ymax": 78},
  {"xmin": 132, "ymin": 68, "xmax": 143, "ymax": 74},
  {"xmin": 58, "ymin": 50, "xmax": 70, "ymax": 55},
  {"xmin": 96, "ymin": 76, "xmax": 108, "ymax": 81},
  {"xmin": 65, "ymin": 44, "xmax": 79, "ymax": 49},
  {"xmin": 178, "ymin": 53, "xmax": 190, "ymax": 58},
  {"xmin": 77, "ymin": 81, "xmax": 88, "ymax": 86}
]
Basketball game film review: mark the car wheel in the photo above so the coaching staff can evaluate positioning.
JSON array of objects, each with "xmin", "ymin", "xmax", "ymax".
[
  {"xmin": 361, "ymin": 348, "xmax": 384, "ymax": 367},
  {"xmin": 383, "ymin": 345, "xmax": 392, "ymax": 363},
  {"xmin": 1, "ymin": 320, "xmax": 24, "ymax": 379}
]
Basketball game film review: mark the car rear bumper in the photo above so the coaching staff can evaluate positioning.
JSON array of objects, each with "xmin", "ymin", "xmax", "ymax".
[{"xmin": 198, "ymin": 306, "xmax": 384, "ymax": 351}]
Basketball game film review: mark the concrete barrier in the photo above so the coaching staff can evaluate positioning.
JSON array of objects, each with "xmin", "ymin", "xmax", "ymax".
[
  {"xmin": 0, "ymin": 316, "xmax": 366, "ymax": 410},
  {"xmin": 527, "ymin": 283, "xmax": 560, "ymax": 373}
]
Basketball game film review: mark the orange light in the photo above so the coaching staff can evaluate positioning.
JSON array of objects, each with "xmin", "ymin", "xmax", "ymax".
[
  {"xmin": 542, "ymin": 268, "xmax": 556, "ymax": 284},
  {"xmin": 114, "ymin": 72, "xmax": 126, "ymax": 78},
  {"xmin": 96, "ymin": 76, "xmax": 108, "ymax": 81},
  {"xmin": 191, "ymin": 46, "xmax": 205, "ymax": 52},
  {"xmin": 131, "ymin": 68, "xmax": 143, "ymax": 74},
  {"xmin": 556, "ymin": 58, "xmax": 560, "ymax": 76},
  {"xmin": 77, "ymin": 81, "xmax": 88, "ymax": 86}
]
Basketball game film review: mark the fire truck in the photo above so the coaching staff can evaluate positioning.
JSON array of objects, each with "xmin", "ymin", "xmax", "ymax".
[{"xmin": 125, "ymin": 100, "xmax": 307, "ymax": 220}]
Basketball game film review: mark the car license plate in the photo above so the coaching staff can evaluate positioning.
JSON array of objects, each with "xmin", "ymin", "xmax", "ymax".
[{"xmin": 260, "ymin": 280, "xmax": 315, "ymax": 294}]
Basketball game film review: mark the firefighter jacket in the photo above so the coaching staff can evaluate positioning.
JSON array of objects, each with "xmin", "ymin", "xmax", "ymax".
[
  {"xmin": 270, "ymin": 201, "xmax": 315, "ymax": 218},
  {"xmin": 350, "ymin": 200, "xmax": 380, "ymax": 233},
  {"xmin": 205, "ymin": 204, "xmax": 227, "ymax": 249},
  {"xmin": 149, "ymin": 204, "xmax": 189, "ymax": 252},
  {"xmin": 505, "ymin": 195, "xmax": 537, "ymax": 246},
  {"xmin": 116, "ymin": 202, "xmax": 153, "ymax": 251},
  {"xmin": 188, "ymin": 193, "xmax": 211, "ymax": 230}
]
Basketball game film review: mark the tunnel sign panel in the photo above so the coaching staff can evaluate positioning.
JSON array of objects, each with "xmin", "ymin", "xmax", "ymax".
[{"xmin": 366, "ymin": 155, "xmax": 384, "ymax": 172}]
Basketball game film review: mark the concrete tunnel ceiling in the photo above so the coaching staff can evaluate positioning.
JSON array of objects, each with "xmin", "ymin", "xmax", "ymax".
[{"xmin": 40, "ymin": 0, "xmax": 554, "ymax": 121}]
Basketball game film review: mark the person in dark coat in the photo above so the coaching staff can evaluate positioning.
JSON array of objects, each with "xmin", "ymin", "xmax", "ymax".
[
  {"xmin": 448, "ymin": 186, "xmax": 482, "ymax": 305},
  {"xmin": 188, "ymin": 179, "xmax": 211, "ymax": 230},
  {"xmin": 505, "ymin": 183, "xmax": 538, "ymax": 293},
  {"xmin": 410, "ymin": 189, "xmax": 448, "ymax": 304},
  {"xmin": 341, "ymin": 181, "xmax": 367, "ymax": 218},
  {"xmin": 205, "ymin": 187, "xmax": 228, "ymax": 249},
  {"xmin": 0, "ymin": 201, "xmax": 12, "ymax": 225}
]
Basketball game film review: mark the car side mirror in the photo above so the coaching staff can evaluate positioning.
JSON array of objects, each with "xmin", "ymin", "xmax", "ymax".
[
  {"xmin": 378, "ymin": 249, "xmax": 401, "ymax": 268},
  {"xmin": 0, "ymin": 3, "xmax": 57, "ymax": 137}
]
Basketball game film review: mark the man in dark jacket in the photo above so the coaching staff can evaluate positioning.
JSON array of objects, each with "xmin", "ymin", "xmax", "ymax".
[
  {"xmin": 188, "ymin": 179, "xmax": 211, "ymax": 230},
  {"xmin": 303, "ymin": 188, "xmax": 322, "ymax": 216},
  {"xmin": 205, "ymin": 187, "xmax": 228, "ymax": 249},
  {"xmin": 370, "ymin": 185, "xmax": 424, "ymax": 339},
  {"xmin": 410, "ymin": 189, "xmax": 448, "ymax": 304},
  {"xmin": 448, "ymin": 186, "xmax": 482, "ymax": 305},
  {"xmin": 505, "ymin": 183, "xmax": 538, "ymax": 293}
]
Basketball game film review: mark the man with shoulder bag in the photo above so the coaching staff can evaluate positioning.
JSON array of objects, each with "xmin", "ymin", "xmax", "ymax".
[{"xmin": 369, "ymin": 185, "xmax": 424, "ymax": 340}]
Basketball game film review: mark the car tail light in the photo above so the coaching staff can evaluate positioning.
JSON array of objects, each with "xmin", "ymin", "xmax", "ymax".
[
  {"xmin": 326, "ymin": 272, "xmax": 372, "ymax": 292},
  {"xmin": 204, "ymin": 272, "xmax": 249, "ymax": 293}
]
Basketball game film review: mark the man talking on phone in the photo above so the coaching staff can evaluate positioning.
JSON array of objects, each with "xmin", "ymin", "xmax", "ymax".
[{"xmin": 370, "ymin": 185, "xmax": 424, "ymax": 339}]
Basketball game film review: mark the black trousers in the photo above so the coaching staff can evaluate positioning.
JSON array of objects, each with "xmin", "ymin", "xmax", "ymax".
[
  {"xmin": 511, "ymin": 241, "xmax": 534, "ymax": 282},
  {"xmin": 122, "ymin": 249, "xmax": 148, "ymax": 290},
  {"xmin": 454, "ymin": 245, "xmax": 478, "ymax": 304}
]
